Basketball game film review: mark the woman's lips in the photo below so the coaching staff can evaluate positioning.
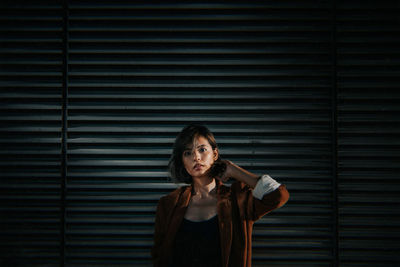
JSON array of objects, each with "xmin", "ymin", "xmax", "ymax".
[{"xmin": 193, "ymin": 164, "xmax": 204, "ymax": 170}]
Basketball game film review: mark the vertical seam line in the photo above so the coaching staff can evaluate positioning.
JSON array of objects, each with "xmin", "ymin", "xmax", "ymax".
[
  {"xmin": 61, "ymin": 1, "xmax": 69, "ymax": 266},
  {"xmin": 331, "ymin": 0, "xmax": 339, "ymax": 266}
]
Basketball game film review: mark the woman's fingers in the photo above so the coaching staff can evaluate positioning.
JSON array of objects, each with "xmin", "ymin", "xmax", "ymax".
[
  {"xmin": 219, "ymin": 173, "xmax": 230, "ymax": 182},
  {"xmin": 216, "ymin": 160, "xmax": 232, "ymax": 182}
]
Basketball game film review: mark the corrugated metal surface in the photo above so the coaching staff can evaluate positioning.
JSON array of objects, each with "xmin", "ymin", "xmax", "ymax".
[
  {"xmin": 0, "ymin": 1, "xmax": 399, "ymax": 267},
  {"xmin": 0, "ymin": 1, "xmax": 63, "ymax": 266},
  {"xmin": 336, "ymin": 1, "xmax": 400, "ymax": 266},
  {"xmin": 66, "ymin": 1, "xmax": 334, "ymax": 266}
]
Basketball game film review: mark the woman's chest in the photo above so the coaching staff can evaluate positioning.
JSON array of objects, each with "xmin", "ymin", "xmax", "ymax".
[{"xmin": 184, "ymin": 196, "xmax": 218, "ymax": 221}]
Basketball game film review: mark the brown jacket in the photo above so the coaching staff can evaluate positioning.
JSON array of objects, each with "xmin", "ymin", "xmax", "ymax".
[{"xmin": 152, "ymin": 179, "xmax": 289, "ymax": 267}]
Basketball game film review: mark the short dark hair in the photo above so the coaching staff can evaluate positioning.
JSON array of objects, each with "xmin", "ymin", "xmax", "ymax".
[{"xmin": 168, "ymin": 124, "xmax": 219, "ymax": 184}]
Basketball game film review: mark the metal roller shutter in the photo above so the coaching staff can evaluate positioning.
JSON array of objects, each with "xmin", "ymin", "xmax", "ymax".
[
  {"xmin": 336, "ymin": 1, "xmax": 400, "ymax": 266},
  {"xmin": 1, "ymin": 1, "xmax": 399, "ymax": 267},
  {"xmin": 0, "ymin": 1, "xmax": 63, "ymax": 266},
  {"xmin": 66, "ymin": 1, "xmax": 334, "ymax": 266}
]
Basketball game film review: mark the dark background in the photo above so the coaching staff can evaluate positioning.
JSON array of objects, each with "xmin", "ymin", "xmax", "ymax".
[{"xmin": 1, "ymin": 0, "xmax": 399, "ymax": 266}]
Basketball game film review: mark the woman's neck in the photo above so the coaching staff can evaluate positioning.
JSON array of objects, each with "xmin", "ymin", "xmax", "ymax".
[{"xmin": 192, "ymin": 177, "xmax": 216, "ymax": 197}]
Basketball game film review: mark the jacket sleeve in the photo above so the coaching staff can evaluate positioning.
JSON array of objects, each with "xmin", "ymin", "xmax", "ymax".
[
  {"xmin": 251, "ymin": 184, "xmax": 289, "ymax": 221},
  {"xmin": 232, "ymin": 176, "xmax": 289, "ymax": 222},
  {"xmin": 151, "ymin": 197, "xmax": 167, "ymax": 267}
]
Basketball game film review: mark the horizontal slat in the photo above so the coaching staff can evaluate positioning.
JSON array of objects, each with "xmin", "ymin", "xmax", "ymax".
[
  {"xmin": 2, "ymin": 1, "xmax": 398, "ymax": 266},
  {"xmin": 68, "ymin": 3, "xmax": 332, "ymax": 9},
  {"xmin": 0, "ymin": 2, "xmax": 63, "ymax": 266},
  {"xmin": 337, "ymin": 2, "xmax": 400, "ymax": 265}
]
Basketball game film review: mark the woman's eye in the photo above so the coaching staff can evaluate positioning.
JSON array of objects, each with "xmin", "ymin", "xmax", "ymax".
[
  {"xmin": 199, "ymin": 148, "xmax": 207, "ymax": 153},
  {"xmin": 183, "ymin": 151, "xmax": 191, "ymax": 157}
]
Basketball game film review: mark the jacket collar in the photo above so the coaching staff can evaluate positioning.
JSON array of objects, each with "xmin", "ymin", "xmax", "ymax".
[
  {"xmin": 216, "ymin": 180, "xmax": 233, "ymax": 266},
  {"xmin": 164, "ymin": 179, "xmax": 233, "ymax": 266}
]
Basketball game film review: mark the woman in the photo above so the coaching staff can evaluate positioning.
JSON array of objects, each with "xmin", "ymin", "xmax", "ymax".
[{"xmin": 152, "ymin": 124, "xmax": 289, "ymax": 267}]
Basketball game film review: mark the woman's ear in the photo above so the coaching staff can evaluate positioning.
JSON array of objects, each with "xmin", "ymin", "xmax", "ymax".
[{"xmin": 213, "ymin": 148, "xmax": 219, "ymax": 161}]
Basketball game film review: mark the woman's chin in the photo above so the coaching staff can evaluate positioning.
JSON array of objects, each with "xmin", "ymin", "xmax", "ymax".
[{"xmin": 191, "ymin": 170, "xmax": 212, "ymax": 180}]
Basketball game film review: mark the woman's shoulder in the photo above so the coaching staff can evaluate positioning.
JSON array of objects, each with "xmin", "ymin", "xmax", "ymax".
[
  {"xmin": 158, "ymin": 184, "xmax": 190, "ymax": 204},
  {"xmin": 216, "ymin": 179, "xmax": 253, "ymax": 198},
  {"xmin": 226, "ymin": 180, "xmax": 252, "ymax": 193}
]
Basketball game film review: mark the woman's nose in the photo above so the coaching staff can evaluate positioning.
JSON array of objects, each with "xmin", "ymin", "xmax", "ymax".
[{"xmin": 193, "ymin": 151, "xmax": 200, "ymax": 161}]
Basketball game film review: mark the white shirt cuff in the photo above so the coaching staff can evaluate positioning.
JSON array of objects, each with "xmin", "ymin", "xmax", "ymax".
[{"xmin": 252, "ymin": 174, "xmax": 281, "ymax": 200}]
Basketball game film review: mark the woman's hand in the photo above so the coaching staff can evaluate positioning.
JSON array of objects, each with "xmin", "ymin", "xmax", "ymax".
[
  {"xmin": 215, "ymin": 160, "xmax": 261, "ymax": 188},
  {"xmin": 214, "ymin": 160, "xmax": 233, "ymax": 182}
]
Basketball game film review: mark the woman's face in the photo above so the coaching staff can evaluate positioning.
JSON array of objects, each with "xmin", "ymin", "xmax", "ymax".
[{"xmin": 182, "ymin": 135, "xmax": 218, "ymax": 180}]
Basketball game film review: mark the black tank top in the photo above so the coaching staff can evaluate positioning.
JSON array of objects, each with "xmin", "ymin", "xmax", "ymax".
[{"xmin": 170, "ymin": 215, "xmax": 222, "ymax": 267}]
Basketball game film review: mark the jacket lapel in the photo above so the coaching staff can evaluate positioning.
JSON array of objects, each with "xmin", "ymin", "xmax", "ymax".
[
  {"xmin": 217, "ymin": 180, "xmax": 233, "ymax": 267},
  {"xmin": 163, "ymin": 186, "xmax": 191, "ymax": 262},
  {"xmin": 163, "ymin": 181, "xmax": 233, "ymax": 267}
]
